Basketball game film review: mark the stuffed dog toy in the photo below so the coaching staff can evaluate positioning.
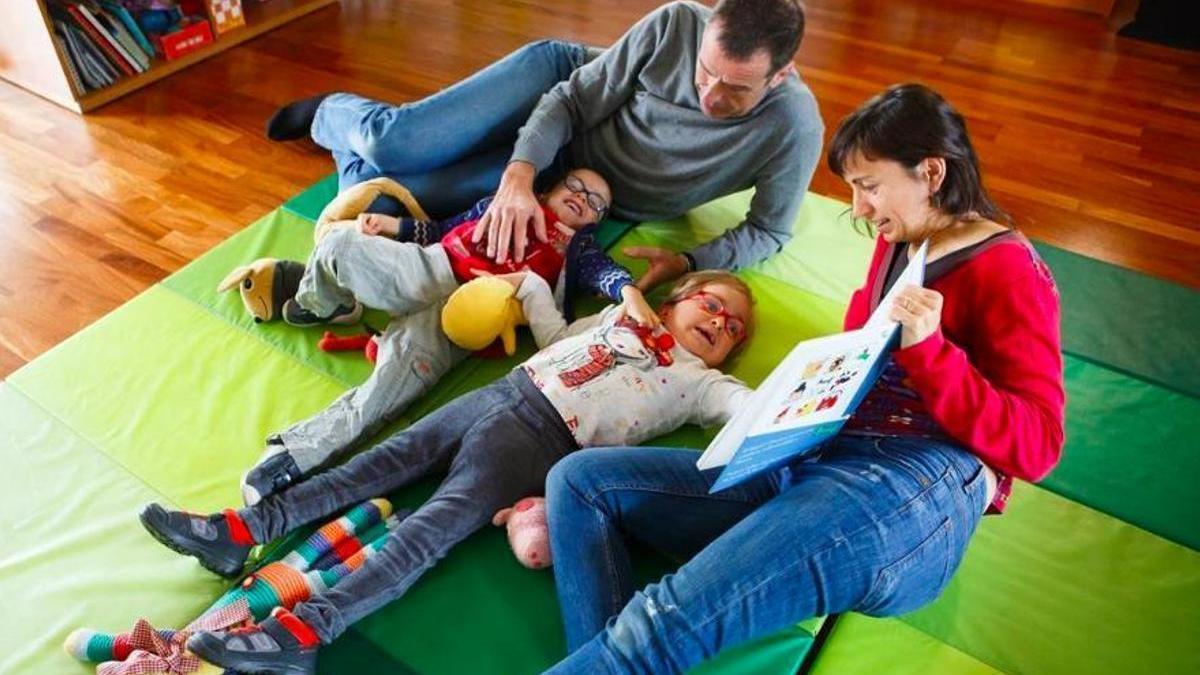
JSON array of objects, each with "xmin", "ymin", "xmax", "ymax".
[{"xmin": 217, "ymin": 258, "xmax": 306, "ymax": 323}]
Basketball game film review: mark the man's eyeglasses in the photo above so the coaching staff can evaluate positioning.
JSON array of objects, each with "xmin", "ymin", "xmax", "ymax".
[
  {"xmin": 688, "ymin": 291, "xmax": 746, "ymax": 342},
  {"xmin": 565, "ymin": 174, "xmax": 609, "ymax": 219}
]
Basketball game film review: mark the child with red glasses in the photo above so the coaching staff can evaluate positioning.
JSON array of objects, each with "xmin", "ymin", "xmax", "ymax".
[
  {"xmin": 140, "ymin": 270, "xmax": 755, "ymax": 675},
  {"xmin": 241, "ymin": 168, "xmax": 660, "ymax": 506}
]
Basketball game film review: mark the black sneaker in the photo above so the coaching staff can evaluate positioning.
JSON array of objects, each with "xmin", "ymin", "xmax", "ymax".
[
  {"xmin": 187, "ymin": 607, "xmax": 320, "ymax": 675},
  {"xmin": 241, "ymin": 449, "xmax": 303, "ymax": 506},
  {"xmin": 282, "ymin": 298, "xmax": 362, "ymax": 327},
  {"xmin": 139, "ymin": 504, "xmax": 252, "ymax": 578}
]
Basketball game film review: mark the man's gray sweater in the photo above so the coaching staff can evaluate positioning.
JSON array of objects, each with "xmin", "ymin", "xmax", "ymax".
[{"xmin": 511, "ymin": 1, "xmax": 823, "ymax": 271}]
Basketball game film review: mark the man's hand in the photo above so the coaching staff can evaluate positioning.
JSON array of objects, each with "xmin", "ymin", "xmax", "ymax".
[
  {"xmin": 625, "ymin": 246, "xmax": 691, "ymax": 293},
  {"xmin": 472, "ymin": 161, "xmax": 547, "ymax": 264},
  {"xmin": 615, "ymin": 285, "xmax": 660, "ymax": 329}
]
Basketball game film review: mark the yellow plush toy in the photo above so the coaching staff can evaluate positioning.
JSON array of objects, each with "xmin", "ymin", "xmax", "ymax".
[{"xmin": 441, "ymin": 276, "xmax": 527, "ymax": 356}]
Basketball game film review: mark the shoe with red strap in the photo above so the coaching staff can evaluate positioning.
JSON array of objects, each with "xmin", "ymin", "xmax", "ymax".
[
  {"xmin": 188, "ymin": 607, "xmax": 320, "ymax": 675},
  {"xmin": 139, "ymin": 503, "xmax": 254, "ymax": 578}
]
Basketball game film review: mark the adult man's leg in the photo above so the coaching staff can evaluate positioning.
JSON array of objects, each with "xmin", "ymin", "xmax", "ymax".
[{"xmin": 311, "ymin": 39, "xmax": 587, "ymax": 176}]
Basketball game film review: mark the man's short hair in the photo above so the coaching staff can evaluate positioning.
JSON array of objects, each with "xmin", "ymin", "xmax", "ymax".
[{"xmin": 711, "ymin": 0, "xmax": 806, "ymax": 75}]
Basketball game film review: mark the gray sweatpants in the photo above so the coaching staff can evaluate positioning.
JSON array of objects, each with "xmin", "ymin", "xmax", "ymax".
[
  {"xmin": 240, "ymin": 369, "xmax": 578, "ymax": 642},
  {"xmin": 269, "ymin": 227, "xmax": 466, "ymax": 473}
]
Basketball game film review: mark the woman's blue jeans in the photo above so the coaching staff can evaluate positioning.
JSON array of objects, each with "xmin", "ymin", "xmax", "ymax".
[
  {"xmin": 543, "ymin": 435, "xmax": 989, "ymax": 674},
  {"xmin": 309, "ymin": 40, "xmax": 588, "ymax": 217}
]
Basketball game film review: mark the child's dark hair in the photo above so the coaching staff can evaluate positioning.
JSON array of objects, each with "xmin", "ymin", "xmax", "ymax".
[{"xmin": 827, "ymin": 83, "xmax": 1007, "ymax": 226}]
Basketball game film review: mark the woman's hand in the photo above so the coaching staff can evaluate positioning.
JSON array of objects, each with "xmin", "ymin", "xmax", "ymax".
[
  {"xmin": 472, "ymin": 161, "xmax": 547, "ymax": 264},
  {"xmin": 357, "ymin": 213, "xmax": 400, "ymax": 237},
  {"xmin": 616, "ymin": 285, "xmax": 661, "ymax": 329},
  {"xmin": 625, "ymin": 246, "xmax": 690, "ymax": 293},
  {"xmin": 890, "ymin": 285, "xmax": 944, "ymax": 348}
]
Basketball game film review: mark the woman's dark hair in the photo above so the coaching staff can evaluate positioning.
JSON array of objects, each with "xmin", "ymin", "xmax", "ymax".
[
  {"xmin": 712, "ymin": 0, "xmax": 806, "ymax": 75},
  {"xmin": 827, "ymin": 83, "xmax": 1007, "ymax": 225}
]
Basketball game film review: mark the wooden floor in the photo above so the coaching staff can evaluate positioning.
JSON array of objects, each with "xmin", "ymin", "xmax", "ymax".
[{"xmin": 1, "ymin": 0, "xmax": 1198, "ymax": 379}]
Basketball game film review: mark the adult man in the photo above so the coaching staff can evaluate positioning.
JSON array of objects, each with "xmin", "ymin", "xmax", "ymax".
[
  {"xmin": 270, "ymin": 0, "xmax": 822, "ymax": 292},
  {"xmin": 244, "ymin": 0, "xmax": 821, "ymax": 505}
]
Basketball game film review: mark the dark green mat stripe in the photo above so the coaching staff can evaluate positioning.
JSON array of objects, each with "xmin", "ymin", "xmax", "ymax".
[{"xmin": 1034, "ymin": 242, "xmax": 1200, "ymax": 398}]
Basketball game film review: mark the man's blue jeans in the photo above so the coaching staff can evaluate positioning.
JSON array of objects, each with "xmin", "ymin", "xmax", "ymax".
[
  {"xmin": 310, "ymin": 40, "xmax": 588, "ymax": 217},
  {"xmin": 543, "ymin": 435, "xmax": 989, "ymax": 674}
]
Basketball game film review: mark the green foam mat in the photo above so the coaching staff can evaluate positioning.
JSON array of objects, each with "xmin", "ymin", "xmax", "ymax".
[
  {"xmin": 1033, "ymin": 242, "xmax": 1200, "ymax": 398},
  {"xmin": 7, "ymin": 285, "xmax": 349, "ymax": 513},
  {"xmin": 897, "ymin": 480, "xmax": 1199, "ymax": 674},
  {"xmin": 1046, "ymin": 355, "xmax": 1200, "ymax": 550},
  {"xmin": 809, "ymin": 614, "xmax": 1003, "ymax": 675},
  {"xmin": 0, "ymin": 384, "xmax": 227, "ymax": 674},
  {"xmin": 5, "ymin": 172, "xmax": 1197, "ymax": 674}
]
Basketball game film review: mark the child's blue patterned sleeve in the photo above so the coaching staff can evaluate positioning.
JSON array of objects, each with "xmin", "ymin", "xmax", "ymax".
[
  {"xmin": 396, "ymin": 196, "xmax": 495, "ymax": 244},
  {"xmin": 575, "ymin": 232, "xmax": 634, "ymax": 302}
]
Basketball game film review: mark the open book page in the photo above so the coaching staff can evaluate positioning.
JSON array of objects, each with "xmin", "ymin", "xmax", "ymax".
[{"xmin": 696, "ymin": 241, "xmax": 928, "ymax": 491}]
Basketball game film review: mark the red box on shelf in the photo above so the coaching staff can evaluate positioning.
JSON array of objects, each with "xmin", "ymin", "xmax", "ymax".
[{"xmin": 153, "ymin": 20, "xmax": 215, "ymax": 61}]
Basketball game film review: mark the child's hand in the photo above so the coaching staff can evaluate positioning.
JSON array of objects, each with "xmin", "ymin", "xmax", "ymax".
[
  {"xmin": 357, "ymin": 213, "xmax": 400, "ymax": 237},
  {"xmin": 617, "ymin": 285, "xmax": 661, "ymax": 329},
  {"xmin": 474, "ymin": 269, "xmax": 528, "ymax": 290}
]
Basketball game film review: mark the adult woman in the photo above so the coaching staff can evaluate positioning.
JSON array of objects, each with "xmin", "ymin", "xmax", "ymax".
[{"xmin": 542, "ymin": 83, "xmax": 1065, "ymax": 673}]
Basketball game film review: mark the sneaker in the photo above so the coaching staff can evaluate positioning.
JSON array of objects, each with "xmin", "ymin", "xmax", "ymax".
[
  {"xmin": 241, "ymin": 448, "xmax": 303, "ymax": 506},
  {"xmin": 139, "ymin": 504, "xmax": 252, "ymax": 578},
  {"xmin": 282, "ymin": 298, "xmax": 363, "ymax": 327},
  {"xmin": 187, "ymin": 607, "xmax": 319, "ymax": 675}
]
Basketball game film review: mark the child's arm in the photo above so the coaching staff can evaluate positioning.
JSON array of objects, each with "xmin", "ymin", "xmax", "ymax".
[
  {"xmin": 387, "ymin": 197, "xmax": 496, "ymax": 245},
  {"xmin": 515, "ymin": 273, "xmax": 607, "ymax": 349},
  {"xmin": 574, "ymin": 235, "xmax": 658, "ymax": 326},
  {"xmin": 691, "ymin": 371, "xmax": 754, "ymax": 428}
]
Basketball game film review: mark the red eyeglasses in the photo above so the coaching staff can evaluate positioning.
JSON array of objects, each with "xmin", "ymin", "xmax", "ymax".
[{"xmin": 687, "ymin": 292, "xmax": 746, "ymax": 342}]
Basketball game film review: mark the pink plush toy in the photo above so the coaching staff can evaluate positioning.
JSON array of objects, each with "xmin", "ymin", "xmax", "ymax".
[{"xmin": 493, "ymin": 497, "xmax": 552, "ymax": 569}]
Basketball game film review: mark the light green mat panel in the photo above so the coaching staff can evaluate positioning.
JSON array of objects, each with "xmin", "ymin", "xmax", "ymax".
[
  {"xmin": 808, "ymin": 614, "xmax": 1003, "ymax": 675},
  {"xmin": 7, "ymin": 285, "xmax": 349, "ymax": 513},
  {"xmin": 894, "ymin": 480, "xmax": 1199, "ymax": 674},
  {"xmin": 0, "ymin": 384, "xmax": 226, "ymax": 674}
]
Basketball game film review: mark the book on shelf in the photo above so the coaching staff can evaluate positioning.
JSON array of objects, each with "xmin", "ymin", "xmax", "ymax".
[
  {"xmin": 100, "ymin": 1, "xmax": 158, "ymax": 59},
  {"xmin": 76, "ymin": 3, "xmax": 146, "ymax": 73}
]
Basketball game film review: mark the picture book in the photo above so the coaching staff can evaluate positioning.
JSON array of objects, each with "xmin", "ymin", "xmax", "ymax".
[{"xmin": 697, "ymin": 240, "xmax": 928, "ymax": 492}]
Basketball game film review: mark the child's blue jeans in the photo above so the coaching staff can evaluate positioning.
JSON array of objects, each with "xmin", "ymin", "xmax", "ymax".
[
  {"xmin": 238, "ymin": 369, "xmax": 578, "ymax": 643},
  {"xmin": 542, "ymin": 436, "xmax": 989, "ymax": 674},
  {"xmin": 310, "ymin": 39, "xmax": 589, "ymax": 217}
]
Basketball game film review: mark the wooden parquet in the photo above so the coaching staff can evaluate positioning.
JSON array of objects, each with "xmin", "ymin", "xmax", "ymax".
[{"xmin": 1, "ymin": 0, "xmax": 1197, "ymax": 378}]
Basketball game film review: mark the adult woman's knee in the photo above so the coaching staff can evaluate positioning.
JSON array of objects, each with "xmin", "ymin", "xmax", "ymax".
[{"xmin": 546, "ymin": 452, "xmax": 597, "ymax": 508}]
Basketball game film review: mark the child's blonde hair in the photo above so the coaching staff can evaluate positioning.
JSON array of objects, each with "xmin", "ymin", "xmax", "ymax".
[{"xmin": 662, "ymin": 271, "xmax": 756, "ymax": 354}]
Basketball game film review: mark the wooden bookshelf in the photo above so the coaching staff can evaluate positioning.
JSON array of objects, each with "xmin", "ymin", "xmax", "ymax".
[{"xmin": 0, "ymin": 0, "xmax": 339, "ymax": 113}]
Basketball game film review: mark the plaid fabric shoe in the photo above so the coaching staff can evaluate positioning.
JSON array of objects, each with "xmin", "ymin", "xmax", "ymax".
[
  {"xmin": 187, "ymin": 607, "xmax": 319, "ymax": 675},
  {"xmin": 282, "ymin": 299, "xmax": 362, "ymax": 327},
  {"xmin": 241, "ymin": 449, "xmax": 303, "ymax": 506},
  {"xmin": 139, "ymin": 504, "xmax": 253, "ymax": 578}
]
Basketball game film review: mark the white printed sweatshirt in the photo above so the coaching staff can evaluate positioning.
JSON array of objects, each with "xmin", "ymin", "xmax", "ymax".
[{"xmin": 515, "ymin": 274, "xmax": 751, "ymax": 447}]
